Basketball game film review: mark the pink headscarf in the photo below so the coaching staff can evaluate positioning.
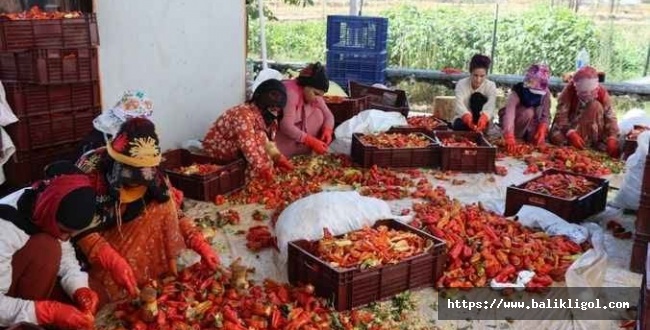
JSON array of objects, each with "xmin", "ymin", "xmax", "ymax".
[
  {"xmin": 573, "ymin": 66, "xmax": 599, "ymax": 103},
  {"xmin": 523, "ymin": 64, "xmax": 550, "ymax": 95}
]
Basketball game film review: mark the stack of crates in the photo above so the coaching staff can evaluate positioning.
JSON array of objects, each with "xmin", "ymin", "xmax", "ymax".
[
  {"xmin": 0, "ymin": 9, "xmax": 101, "ymax": 187},
  {"xmin": 325, "ymin": 15, "xmax": 388, "ymax": 89}
]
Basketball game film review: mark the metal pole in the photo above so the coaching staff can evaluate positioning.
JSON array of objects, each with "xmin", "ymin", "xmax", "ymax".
[
  {"xmin": 490, "ymin": 4, "xmax": 499, "ymax": 74},
  {"xmin": 643, "ymin": 45, "xmax": 650, "ymax": 77}
]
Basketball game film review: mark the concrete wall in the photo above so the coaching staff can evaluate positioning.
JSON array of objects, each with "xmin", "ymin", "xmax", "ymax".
[{"xmin": 96, "ymin": 0, "xmax": 246, "ymax": 150}]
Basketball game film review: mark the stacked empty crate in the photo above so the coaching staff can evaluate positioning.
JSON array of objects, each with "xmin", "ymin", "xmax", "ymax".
[
  {"xmin": 0, "ymin": 10, "xmax": 100, "ymax": 187},
  {"xmin": 326, "ymin": 15, "xmax": 388, "ymax": 88}
]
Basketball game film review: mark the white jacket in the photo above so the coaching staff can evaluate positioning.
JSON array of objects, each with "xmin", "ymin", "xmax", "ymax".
[
  {"xmin": 453, "ymin": 77, "xmax": 498, "ymax": 121},
  {"xmin": 0, "ymin": 188, "xmax": 89, "ymax": 326}
]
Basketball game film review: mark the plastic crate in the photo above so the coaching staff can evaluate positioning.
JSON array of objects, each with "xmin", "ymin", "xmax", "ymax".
[
  {"xmin": 0, "ymin": 14, "xmax": 99, "ymax": 51},
  {"xmin": 3, "ymin": 81, "xmax": 100, "ymax": 118},
  {"xmin": 324, "ymin": 95, "xmax": 369, "ymax": 127},
  {"xmin": 351, "ymin": 132, "xmax": 438, "ymax": 169},
  {"xmin": 0, "ymin": 48, "xmax": 98, "ymax": 84},
  {"xmin": 503, "ymin": 169, "xmax": 609, "ymax": 223},
  {"xmin": 160, "ymin": 149, "xmax": 246, "ymax": 202},
  {"xmin": 326, "ymin": 15, "xmax": 388, "ymax": 52},
  {"xmin": 288, "ymin": 219, "xmax": 446, "ymax": 311},
  {"xmin": 4, "ymin": 141, "xmax": 78, "ymax": 188},
  {"xmin": 434, "ymin": 131, "xmax": 496, "ymax": 173},
  {"xmin": 327, "ymin": 50, "xmax": 387, "ymax": 87},
  {"xmin": 348, "ymin": 80, "xmax": 409, "ymax": 117},
  {"xmin": 6, "ymin": 106, "xmax": 100, "ymax": 159}
]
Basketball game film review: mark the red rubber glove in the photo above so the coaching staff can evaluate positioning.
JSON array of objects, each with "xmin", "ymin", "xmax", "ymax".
[
  {"xmin": 476, "ymin": 113, "xmax": 489, "ymax": 132},
  {"xmin": 258, "ymin": 168, "xmax": 274, "ymax": 182},
  {"xmin": 180, "ymin": 219, "xmax": 220, "ymax": 270},
  {"xmin": 504, "ymin": 133, "xmax": 516, "ymax": 154},
  {"xmin": 94, "ymin": 243, "xmax": 138, "ymax": 297},
  {"xmin": 606, "ymin": 137, "xmax": 620, "ymax": 158},
  {"xmin": 73, "ymin": 287, "xmax": 99, "ymax": 315},
  {"xmin": 320, "ymin": 126, "xmax": 334, "ymax": 145},
  {"xmin": 275, "ymin": 155, "xmax": 294, "ymax": 172},
  {"xmin": 461, "ymin": 113, "xmax": 476, "ymax": 131},
  {"xmin": 566, "ymin": 130, "xmax": 586, "ymax": 149},
  {"xmin": 533, "ymin": 123, "xmax": 549, "ymax": 146},
  {"xmin": 35, "ymin": 300, "xmax": 94, "ymax": 329},
  {"xmin": 303, "ymin": 135, "xmax": 328, "ymax": 154}
]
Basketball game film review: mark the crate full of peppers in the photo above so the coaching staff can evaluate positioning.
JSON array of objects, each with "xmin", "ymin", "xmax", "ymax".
[
  {"xmin": 351, "ymin": 131, "xmax": 439, "ymax": 168},
  {"xmin": 323, "ymin": 95, "xmax": 369, "ymax": 128},
  {"xmin": 623, "ymin": 125, "xmax": 650, "ymax": 160},
  {"xmin": 433, "ymin": 131, "xmax": 496, "ymax": 173},
  {"xmin": 504, "ymin": 169, "xmax": 609, "ymax": 223},
  {"xmin": 160, "ymin": 149, "xmax": 246, "ymax": 202},
  {"xmin": 288, "ymin": 219, "xmax": 447, "ymax": 311}
]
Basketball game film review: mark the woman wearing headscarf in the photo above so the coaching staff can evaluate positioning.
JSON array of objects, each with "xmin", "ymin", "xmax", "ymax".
[
  {"xmin": 550, "ymin": 66, "xmax": 620, "ymax": 157},
  {"xmin": 74, "ymin": 118, "xmax": 220, "ymax": 305},
  {"xmin": 275, "ymin": 62, "xmax": 335, "ymax": 157},
  {"xmin": 499, "ymin": 64, "xmax": 552, "ymax": 152},
  {"xmin": 76, "ymin": 90, "xmax": 154, "ymax": 160},
  {"xmin": 203, "ymin": 79, "xmax": 293, "ymax": 181},
  {"xmin": 0, "ymin": 174, "xmax": 98, "ymax": 330},
  {"xmin": 452, "ymin": 54, "xmax": 498, "ymax": 133}
]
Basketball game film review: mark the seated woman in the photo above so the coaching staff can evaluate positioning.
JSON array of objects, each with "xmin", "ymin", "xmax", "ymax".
[
  {"xmin": 550, "ymin": 66, "xmax": 620, "ymax": 158},
  {"xmin": 0, "ymin": 174, "xmax": 98, "ymax": 330},
  {"xmin": 499, "ymin": 64, "xmax": 552, "ymax": 152},
  {"xmin": 452, "ymin": 54, "xmax": 497, "ymax": 133},
  {"xmin": 202, "ymin": 79, "xmax": 293, "ymax": 181},
  {"xmin": 275, "ymin": 62, "xmax": 335, "ymax": 157},
  {"xmin": 76, "ymin": 90, "xmax": 154, "ymax": 160},
  {"xmin": 74, "ymin": 118, "xmax": 220, "ymax": 305}
]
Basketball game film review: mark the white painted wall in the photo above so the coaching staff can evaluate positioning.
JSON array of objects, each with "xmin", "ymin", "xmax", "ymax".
[{"xmin": 96, "ymin": 0, "xmax": 246, "ymax": 151}]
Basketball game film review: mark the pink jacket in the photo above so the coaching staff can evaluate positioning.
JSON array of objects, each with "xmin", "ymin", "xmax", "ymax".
[{"xmin": 275, "ymin": 79, "xmax": 334, "ymax": 157}]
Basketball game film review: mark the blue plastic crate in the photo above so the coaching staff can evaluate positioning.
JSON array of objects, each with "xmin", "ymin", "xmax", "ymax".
[
  {"xmin": 326, "ymin": 50, "xmax": 387, "ymax": 87},
  {"xmin": 327, "ymin": 15, "xmax": 388, "ymax": 52}
]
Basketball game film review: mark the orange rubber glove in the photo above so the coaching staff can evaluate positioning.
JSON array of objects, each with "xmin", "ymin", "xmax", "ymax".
[
  {"xmin": 93, "ymin": 242, "xmax": 138, "ymax": 297},
  {"xmin": 320, "ymin": 126, "xmax": 334, "ymax": 145},
  {"xmin": 533, "ymin": 123, "xmax": 549, "ymax": 146},
  {"xmin": 303, "ymin": 135, "xmax": 328, "ymax": 154},
  {"xmin": 476, "ymin": 113, "xmax": 489, "ymax": 132},
  {"xmin": 275, "ymin": 155, "xmax": 294, "ymax": 172},
  {"xmin": 567, "ymin": 130, "xmax": 586, "ymax": 149},
  {"xmin": 504, "ymin": 133, "xmax": 516, "ymax": 154},
  {"xmin": 73, "ymin": 287, "xmax": 99, "ymax": 315},
  {"xmin": 461, "ymin": 113, "xmax": 476, "ymax": 131},
  {"xmin": 606, "ymin": 137, "xmax": 620, "ymax": 158},
  {"xmin": 180, "ymin": 219, "xmax": 220, "ymax": 270},
  {"xmin": 35, "ymin": 300, "xmax": 94, "ymax": 329}
]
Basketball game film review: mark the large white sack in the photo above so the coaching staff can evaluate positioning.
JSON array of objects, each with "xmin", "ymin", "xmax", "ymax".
[
  {"xmin": 612, "ymin": 130, "xmax": 650, "ymax": 210},
  {"xmin": 329, "ymin": 109, "xmax": 407, "ymax": 155},
  {"xmin": 274, "ymin": 190, "xmax": 410, "ymax": 265}
]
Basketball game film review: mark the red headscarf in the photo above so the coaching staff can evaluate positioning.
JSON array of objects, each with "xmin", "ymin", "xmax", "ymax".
[{"xmin": 32, "ymin": 174, "xmax": 94, "ymax": 238}]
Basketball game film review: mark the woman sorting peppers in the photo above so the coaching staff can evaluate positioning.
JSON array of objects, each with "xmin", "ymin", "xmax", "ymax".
[
  {"xmin": 202, "ymin": 79, "xmax": 294, "ymax": 181},
  {"xmin": 275, "ymin": 62, "xmax": 335, "ymax": 157},
  {"xmin": 0, "ymin": 174, "xmax": 98, "ymax": 330},
  {"xmin": 499, "ymin": 64, "xmax": 552, "ymax": 152},
  {"xmin": 74, "ymin": 118, "xmax": 220, "ymax": 305},
  {"xmin": 550, "ymin": 65, "xmax": 620, "ymax": 158},
  {"xmin": 452, "ymin": 54, "xmax": 498, "ymax": 133}
]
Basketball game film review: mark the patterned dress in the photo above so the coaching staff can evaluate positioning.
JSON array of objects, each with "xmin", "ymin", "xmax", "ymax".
[{"xmin": 202, "ymin": 103, "xmax": 276, "ymax": 177}]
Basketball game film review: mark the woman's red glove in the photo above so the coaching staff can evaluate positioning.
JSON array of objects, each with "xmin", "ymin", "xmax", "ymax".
[
  {"xmin": 303, "ymin": 135, "xmax": 328, "ymax": 154},
  {"xmin": 503, "ymin": 133, "xmax": 516, "ymax": 153},
  {"xmin": 73, "ymin": 287, "xmax": 99, "ymax": 315},
  {"xmin": 567, "ymin": 130, "xmax": 586, "ymax": 149},
  {"xmin": 461, "ymin": 113, "xmax": 475, "ymax": 131},
  {"xmin": 180, "ymin": 219, "xmax": 220, "ymax": 270},
  {"xmin": 94, "ymin": 243, "xmax": 138, "ymax": 297},
  {"xmin": 275, "ymin": 155, "xmax": 294, "ymax": 172},
  {"xmin": 533, "ymin": 123, "xmax": 549, "ymax": 146},
  {"xmin": 320, "ymin": 126, "xmax": 334, "ymax": 145},
  {"xmin": 606, "ymin": 137, "xmax": 620, "ymax": 158},
  {"xmin": 35, "ymin": 300, "xmax": 94, "ymax": 329},
  {"xmin": 476, "ymin": 113, "xmax": 489, "ymax": 132}
]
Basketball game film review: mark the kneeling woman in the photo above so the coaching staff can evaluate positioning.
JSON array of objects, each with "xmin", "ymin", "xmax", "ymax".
[{"xmin": 0, "ymin": 174, "xmax": 99, "ymax": 329}]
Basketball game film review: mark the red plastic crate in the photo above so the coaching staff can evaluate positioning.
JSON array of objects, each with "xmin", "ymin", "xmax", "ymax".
[
  {"xmin": 3, "ymin": 81, "xmax": 100, "ymax": 118},
  {"xmin": 434, "ymin": 131, "xmax": 496, "ymax": 173},
  {"xmin": 0, "ymin": 14, "xmax": 99, "ymax": 51},
  {"xmin": 6, "ymin": 106, "xmax": 99, "ymax": 159},
  {"xmin": 288, "ymin": 219, "xmax": 447, "ymax": 311},
  {"xmin": 348, "ymin": 81, "xmax": 409, "ymax": 117},
  {"xmin": 160, "ymin": 149, "xmax": 246, "ymax": 202},
  {"xmin": 504, "ymin": 169, "xmax": 609, "ymax": 223},
  {"xmin": 351, "ymin": 131, "xmax": 439, "ymax": 168},
  {"xmin": 4, "ymin": 141, "xmax": 78, "ymax": 188},
  {"xmin": 325, "ymin": 96, "xmax": 369, "ymax": 127},
  {"xmin": 0, "ymin": 48, "xmax": 98, "ymax": 84}
]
